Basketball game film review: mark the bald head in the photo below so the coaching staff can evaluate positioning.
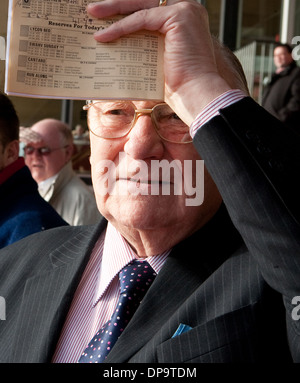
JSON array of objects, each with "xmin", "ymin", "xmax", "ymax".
[
  {"xmin": 24, "ymin": 119, "xmax": 74, "ymax": 183},
  {"xmin": 30, "ymin": 118, "xmax": 73, "ymax": 148}
]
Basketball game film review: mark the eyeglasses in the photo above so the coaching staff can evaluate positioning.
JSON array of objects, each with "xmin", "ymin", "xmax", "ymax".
[
  {"xmin": 83, "ymin": 100, "xmax": 193, "ymax": 144},
  {"xmin": 23, "ymin": 145, "xmax": 68, "ymax": 156}
]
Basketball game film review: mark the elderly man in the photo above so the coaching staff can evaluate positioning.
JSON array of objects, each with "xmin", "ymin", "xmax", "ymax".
[
  {"xmin": 21, "ymin": 118, "xmax": 101, "ymax": 225},
  {"xmin": 0, "ymin": 0, "xmax": 300, "ymax": 364},
  {"xmin": 0, "ymin": 93, "xmax": 67, "ymax": 249}
]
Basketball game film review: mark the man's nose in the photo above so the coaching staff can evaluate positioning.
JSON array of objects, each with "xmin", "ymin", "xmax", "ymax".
[{"xmin": 123, "ymin": 114, "xmax": 164, "ymax": 160}]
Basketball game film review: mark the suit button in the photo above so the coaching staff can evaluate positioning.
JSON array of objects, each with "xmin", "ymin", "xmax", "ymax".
[
  {"xmin": 256, "ymin": 143, "xmax": 272, "ymax": 157},
  {"xmin": 268, "ymin": 158, "xmax": 284, "ymax": 172},
  {"xmin": 245, "ymin": 130, "xmax": 260, "ymax": 144}
]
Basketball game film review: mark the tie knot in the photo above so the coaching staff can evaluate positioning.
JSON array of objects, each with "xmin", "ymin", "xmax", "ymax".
[{"xmin": 119, "ymin": 260, "xmax": 157, "ymax": 296}]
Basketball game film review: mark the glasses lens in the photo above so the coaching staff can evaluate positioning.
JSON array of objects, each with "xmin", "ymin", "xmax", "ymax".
[
  {"xmin": 88, "ymin": 101, "xmax": 135, "ymax": 138},
  {"xmin": 24, "ymin": 146, "xmax": 34, "ymax": 155},
  {"xmin": 152, "ymin": 104, "xmax": 192, "ymax": 143},
  {"xmin": 24, "ymin": 146, "xmax": 51, "ymax": 155},
  {"xmin": 39, "ymin": 147, "xmax": 51, "ymax": 155}
]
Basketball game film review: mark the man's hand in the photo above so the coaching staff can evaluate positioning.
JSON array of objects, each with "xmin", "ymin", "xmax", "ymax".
[{"xmin": 87, "ymin": 0, "xmax": 231, "ymax": 125}]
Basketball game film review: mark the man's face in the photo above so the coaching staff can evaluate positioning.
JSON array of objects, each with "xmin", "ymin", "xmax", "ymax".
[
  {"xmin": 89, "ymin": 100, "xmax": 221, "ymax": 236},
  {"xmin": 274, "ymin": 46, "xmax": 293, "ymax": 69},
  {"xmin": 0, "ymin": 137, "xmax": 19, "ymax": 173},
  {"xmin": 24, "ymin": 123, "xmax": 69, "ymax": 183}
]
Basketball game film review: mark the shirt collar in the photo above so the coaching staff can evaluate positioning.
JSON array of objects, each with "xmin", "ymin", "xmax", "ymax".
[
  {"xmin": 38, "ymin": 173, "xmax": 58, "ymax": 195},
  {"xmin": 93, "ymin": 222, "xmax": 171, "ymax": 306}
]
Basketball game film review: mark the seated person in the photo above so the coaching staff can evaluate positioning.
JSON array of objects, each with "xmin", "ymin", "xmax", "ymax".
[
  {"xmin": 21, "ymin": 118, "xmax": 101, "ymax": 225},
  {"xmin": 0, "ymin": 93, "xmax": 68, "ymax": 249}
]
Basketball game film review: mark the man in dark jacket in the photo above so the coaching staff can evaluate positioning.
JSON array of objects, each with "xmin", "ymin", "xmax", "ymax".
[
  {"xmin": 262, "ymin": 43, "xmax": 300, "ymax": 135},
  {"xmin": 0, "ymin": 93, "xmax": 68, "ymax": 249}
]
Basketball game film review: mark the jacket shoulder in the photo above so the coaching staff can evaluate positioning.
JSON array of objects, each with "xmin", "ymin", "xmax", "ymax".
[{"xmin": 0, "ymin": 224, "xmax": 97, "ymax": 273}]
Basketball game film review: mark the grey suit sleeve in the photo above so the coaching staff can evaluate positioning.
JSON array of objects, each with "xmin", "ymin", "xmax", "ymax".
[{"xmin": 193, "ymin": 97, "xmax": 300, "ymax": 361}]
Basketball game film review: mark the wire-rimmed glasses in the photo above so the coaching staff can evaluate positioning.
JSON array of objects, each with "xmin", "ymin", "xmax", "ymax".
[{"xmin": 83, "ymin": 100, "xmax": 193, "ymax": 144}]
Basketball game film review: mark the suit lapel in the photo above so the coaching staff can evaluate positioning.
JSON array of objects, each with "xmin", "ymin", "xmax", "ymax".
[
  {"xmin": 12, "ymin": 266, "xmax": 81, "ymax": 362},
  {"xmin": 107, "ymin": 204, "xmax": 242, "ymax": 362},
  {"xmin": 11, "ymin": 219, "xmax": 107, "ymax": 363}
]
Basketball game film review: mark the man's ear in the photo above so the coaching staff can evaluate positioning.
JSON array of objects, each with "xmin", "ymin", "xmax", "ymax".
[
  {"xmin": 65, "ymin": 143, "xmax": 75, "ymax": 162},
  {"xmin": 3, "ymin": 140, "xmax": 19, "ymax": 167}
]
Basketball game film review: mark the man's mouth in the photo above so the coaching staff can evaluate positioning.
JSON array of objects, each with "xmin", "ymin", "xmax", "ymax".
[{"xmin": 117, "ymin": 177, "xmax": 172, "ymax": 185}]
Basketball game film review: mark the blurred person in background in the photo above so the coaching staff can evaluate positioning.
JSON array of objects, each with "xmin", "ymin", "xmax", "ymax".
[
  {"xmin": 21, "ymin": 118, "xmax": 101, "ymax": 226},
  {"xmin": 262, "ymin": 43, "xmax": 300, "ymax": 135},
  {"xmin": 0, "ymin": 93, "xmax": 68, "ymax": 249}
]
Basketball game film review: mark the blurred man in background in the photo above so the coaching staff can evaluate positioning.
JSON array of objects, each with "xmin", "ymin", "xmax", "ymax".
[
  {"xmin": 262, "ymin": 43, "xmax": 300, "ymax": 135},
  {"xmin": 21, "ymin": 118, "xmax": 101, "ymax": 226},
  {"xmin": 0, "ymin": 93, "xmax": 68, "ymax": 249}
]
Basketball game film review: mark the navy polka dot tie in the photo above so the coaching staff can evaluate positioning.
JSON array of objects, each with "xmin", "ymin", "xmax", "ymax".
[{"xmin": 78, "ymin": 260, "xmax": 157, "ymax": 363}]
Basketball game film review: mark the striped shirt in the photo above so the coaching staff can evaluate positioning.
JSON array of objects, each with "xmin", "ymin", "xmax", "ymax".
[
  {"xmin": 52, "ymin": 222, "xmax": 170, "ymax": 363},
  {"xmin": 52, "ymin": 89, "xmax": 246, "ymax": 363},
  {"xmin": 190, "ymin": 89, "xmax": 246, "ymax": 137}
]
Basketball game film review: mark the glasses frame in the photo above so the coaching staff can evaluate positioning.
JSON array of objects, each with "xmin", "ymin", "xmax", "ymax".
[
  {"xmin": 23, "ymin": 145, "xmax": 69, "ymax": 156},
  {"xmin": 83, "ymin": 100, "xmax": 193, "ymax": 144}
]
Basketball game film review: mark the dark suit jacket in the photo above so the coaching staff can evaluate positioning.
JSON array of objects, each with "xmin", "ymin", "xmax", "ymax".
[
  {"xmin": 262, "ymin": 62, "xmax": 300, "ymax": 135},
  {"xmin": 0, "ymin": 98, "xmax": 300, "ymax": 363},
  {"xmin": 0, "ymin": 163, "xmax": 68, "ymax": 249}
]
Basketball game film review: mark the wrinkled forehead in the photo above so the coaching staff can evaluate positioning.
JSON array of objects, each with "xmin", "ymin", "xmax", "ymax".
[
  {"xmin": 274, "ymin": 47, "xmax": 290, "ymax": 56},
  {"xmin": 129, "ymin": 100, "xmax": 164, "ymax": 109},
  {"xmin": 20, "ymin": 125, "xmax": 61, "ymax": 147},
  {"xmin": 89, "ymin": 100, "xmax": 165, "ymax": 109},
  {"xmin": 19, "ymin": 127, "xmax": 43, "ymax": 144}
]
